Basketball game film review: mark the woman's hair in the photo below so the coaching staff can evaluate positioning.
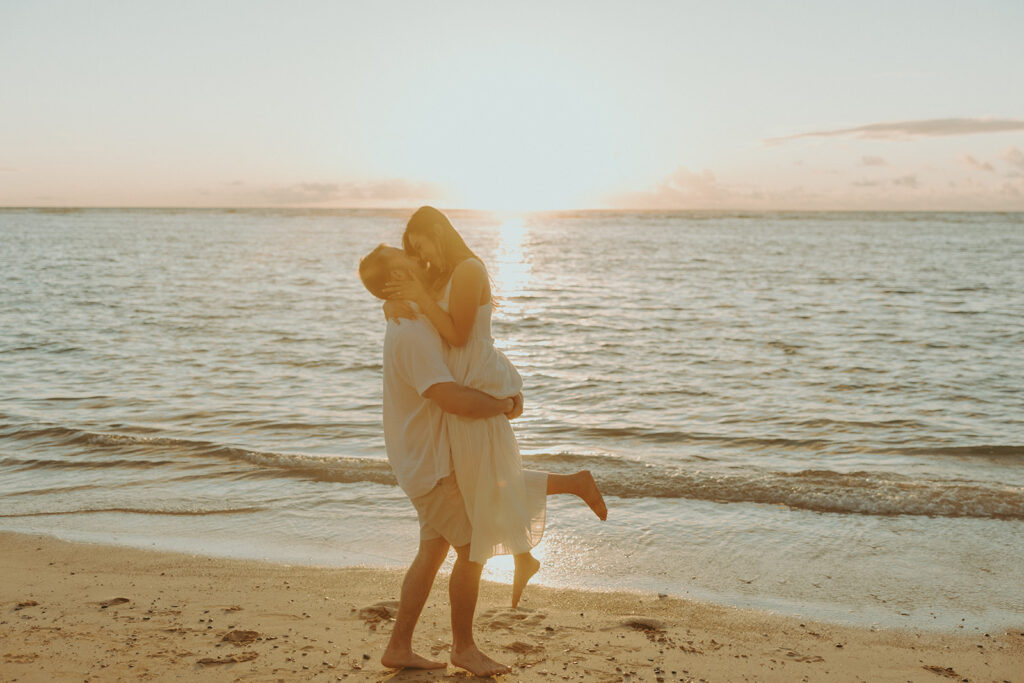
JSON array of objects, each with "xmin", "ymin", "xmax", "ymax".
[{"xmin": 402, "ymin": 206, "xmax": 484, "ymax": 289}]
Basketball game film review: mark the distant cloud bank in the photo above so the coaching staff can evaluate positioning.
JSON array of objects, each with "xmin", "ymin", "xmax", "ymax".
[
  {"xmin": 1003, "ymin": 147, "xmax": 1024, "ymax": 175},
  {"xmin": 204, "ymin": 178, "xmax": 447, "ymax": 207},
  {"xmin": 258, "ymin": 179, "xmax": 443, "ymax": 205},
  {"xmin": 962, "ymin": 155, "xmax": 995, "ymax": 172},
  {"xmin": 767, "ymin": 118, "xmax": 1024, "ymax": 144},
  {"xmin": 607, "ymin": 159, "xmax": 1024, "ymax": 211}
]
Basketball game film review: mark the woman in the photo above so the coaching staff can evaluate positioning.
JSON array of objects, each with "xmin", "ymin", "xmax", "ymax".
[{"xmin": 384, "ymin": 206, "xmax": 606, "ymax": 607}]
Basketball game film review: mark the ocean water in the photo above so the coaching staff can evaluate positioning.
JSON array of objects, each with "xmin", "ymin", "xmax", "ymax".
[{"xmin": 2, "ymin": 207, "xmax": 1022, "ymax": 631}]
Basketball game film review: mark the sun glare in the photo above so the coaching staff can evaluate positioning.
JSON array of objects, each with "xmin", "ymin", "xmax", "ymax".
[
  {"xmin": 389, "ymin": 44, "xmax": 624, "ymax": 213},
  {"xmin": 481, "ymin": 543, "xmax": 549, "ymax": 585},
  {"xmin": 491, "ymin": 217, "xmax": 532, "ymax": 299}
]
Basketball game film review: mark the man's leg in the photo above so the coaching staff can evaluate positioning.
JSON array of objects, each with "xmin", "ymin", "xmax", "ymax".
[
  {"xmin": 381, "ymin": 537, "xmax": 450, "ymax": 670},
  {"xmin": 448, "ymin": 543, "xmax": 510, "ymax": 676}
]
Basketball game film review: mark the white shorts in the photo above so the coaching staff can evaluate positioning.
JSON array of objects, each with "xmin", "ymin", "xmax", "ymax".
[{"xmin": 410, "ymin": 471, "xmax": 472, "ymax": 548}]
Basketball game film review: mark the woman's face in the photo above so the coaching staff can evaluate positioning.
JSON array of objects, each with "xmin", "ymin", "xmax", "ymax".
[{"xmin": 408, "ymin": 231, "xmax": 443, "ymax": 270}]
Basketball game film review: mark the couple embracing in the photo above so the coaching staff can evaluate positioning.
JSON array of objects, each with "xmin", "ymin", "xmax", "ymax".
[{"xmin": 358, "ymin": 206, "xmax": 608, "ymax": 676}]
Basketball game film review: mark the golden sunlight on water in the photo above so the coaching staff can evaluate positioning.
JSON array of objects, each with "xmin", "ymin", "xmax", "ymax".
[
  {"xmin": 491, "ymin": 217, "xmax": 532, "ymax": 301},
  {"xmin": 481, "ymin": 541, "xmax": 550, "ymax": 584}
]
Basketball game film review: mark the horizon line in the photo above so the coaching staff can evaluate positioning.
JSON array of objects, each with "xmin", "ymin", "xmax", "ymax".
[{"xmin": 3, "ymin": 205, "xmax": 1024, "ymax": 215}]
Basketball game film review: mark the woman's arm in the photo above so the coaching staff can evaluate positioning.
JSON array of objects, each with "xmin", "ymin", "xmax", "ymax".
[{"xmin": 386, "ymin": 259, "xmax": 488, "ymax": 347}]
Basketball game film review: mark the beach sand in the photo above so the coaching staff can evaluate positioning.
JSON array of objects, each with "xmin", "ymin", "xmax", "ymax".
[{"xmin": 1, "ymin": 532, "xmax": 1020, "ymax": 682}]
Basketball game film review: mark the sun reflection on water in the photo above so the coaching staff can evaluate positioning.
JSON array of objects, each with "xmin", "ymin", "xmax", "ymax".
[
  {"xmin": 480, "ymin": 541, "xmax": 550, "ymax": 585},
  {"xmin": 490, "ymin": 217, "xmax": 532, "ymax": 303}
]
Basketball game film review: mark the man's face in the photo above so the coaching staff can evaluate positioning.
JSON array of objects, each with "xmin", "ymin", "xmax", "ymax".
[{"xmin": 383, "ymin": 248, "xmax": 425, "ymax": 285}]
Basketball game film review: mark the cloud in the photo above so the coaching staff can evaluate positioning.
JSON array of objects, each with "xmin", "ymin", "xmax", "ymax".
[
  {"xmin": 962, "ymin": 155, "xmax": 995, "ymax": 172},
  {"xmin": 767, "ymin": 118, "xmax": 1024, "ymax": 145},
  {"xmin": 608, "ymin": 167, "xmax": 736, "ymax": 209},
  {"xmin": 1003, "ymin": 147, "xmax": 1024, "ymax": 172},
  {"xmin": 607, "ymin": 163, "xmax": 1024, "ymax": 211},
  {"xmin": 861, "ymin": 156, "xmax": 888, "ymax": 166},
  {"xmin": 260, "ymin": 182, "xmax": 350, "ymax": 204},
  {"xmin": 229, "ymin": 178, "xmax": 445, "ymax": 206},
  {"xmin": 851, "ymin": 174, "xmax": 919, "ymax": 189}
]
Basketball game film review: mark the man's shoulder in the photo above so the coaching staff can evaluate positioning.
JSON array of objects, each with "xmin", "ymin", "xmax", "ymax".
[
  {"xmin": 385, "ymin": 318, "xmax": 443, "ymax": 359},
  {"xmin": 387, "ymin": 317, "xmax": 440, "ymax": 343},
  {"xmin": 383, "ymin": 317, "xmax": 452, "ymax": 389}
]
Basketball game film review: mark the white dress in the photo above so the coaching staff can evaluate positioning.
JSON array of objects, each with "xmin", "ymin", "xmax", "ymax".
[{"xmin": 439, "ymin": 261, "xmax": 547, "ymax": 564}]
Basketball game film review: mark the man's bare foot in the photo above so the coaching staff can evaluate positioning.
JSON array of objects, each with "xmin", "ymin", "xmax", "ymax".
[
  {"xmin": 512, "ymin": 553, "xmax": 541, "ymax": 608},
  {"xmin": 575, "ymin": 470, "xmax": 608, "ymax": 520},
  {"xmin": 451, "ymin": 645, "xmax": 510, "ymax": 676},
  {"xmin": 381, "ymin": 646, "xmax": 446, "ymax": 670}
]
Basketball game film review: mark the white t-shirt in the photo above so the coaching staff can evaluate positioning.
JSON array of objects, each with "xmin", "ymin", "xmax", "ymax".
[{"xmin": 382, "ymin": 318, "xmax": 456, "ymax": 499}]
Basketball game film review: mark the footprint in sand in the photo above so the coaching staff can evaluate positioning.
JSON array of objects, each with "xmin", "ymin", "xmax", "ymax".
[
  {"xmin": 478, "ymin": 606, "xmax": 546, "ymax": 630},
  {"xmin": 603, "ymin": 617, "xmax": 666, "ymax": 633},
  {"xmin": 604, "ymin": 618, "xmax": 678, "ymax": 646},
  {"xmin": 221, "ymin": 630, "xmax": 260, "ymax": 645},
  {"xmin": 356, "ymin": 600, "xmax": 399, "ymax": 625},
  {"xmin": 504, "ymin": 641, "xmax": 544, "ymax": 655},
  {"xmin": 782, "ymin": 649, "xmax": 825, "ymax": 663},
  {"xmin": 197, "ymin": 651, "xmax": 258, "ymax": 665},
  {"xmin": 922, "ymin": 665, "xmax": 961, "ymax": 679},
  {"xmin": 96, "ymin": 597, "xmax": 131, "ymax": 609}
]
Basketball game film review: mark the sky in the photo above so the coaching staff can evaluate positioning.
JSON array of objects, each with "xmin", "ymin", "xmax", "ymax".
[{"xmin": 2, "ymin": 0, "xmax": 1023, "ymax": 211}]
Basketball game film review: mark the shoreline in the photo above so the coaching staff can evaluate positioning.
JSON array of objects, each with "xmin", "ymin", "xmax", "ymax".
[{"xmin": 2, "ymin": 531, "xmax": 1020, "ymax": 681}]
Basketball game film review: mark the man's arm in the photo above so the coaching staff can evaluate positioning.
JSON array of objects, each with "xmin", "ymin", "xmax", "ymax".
[
  {"xmin": 424, "ymin": 382, "xmax": 514, "ymax": 419},
  {"xmin": 508, "ymin": 392, "xmax": 524, "ymax": 420}
]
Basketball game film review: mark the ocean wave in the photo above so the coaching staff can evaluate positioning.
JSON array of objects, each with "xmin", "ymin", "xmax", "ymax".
[
  {"xmin": 0, "ymin": 506, "xmax": 267, "ymax": 518},
  {"xmin": 1, "ymin": 455, "xmax": 184, "ymax": 471},
  {"xmin": 547, "ymin": 424, "xmax": 837, "ymax": 452},
  {"xmin": 896, "ymin": 444, "xmax": 1024, "ymax": 459},
  {"xmin": 525, "ymin": 452, "xmax": 1024, "ymax": 519},
  {"xmin": 0, "ymin": 422, "xmax": 210, "ymax": 451},
  {"xmin": 4, "ymin": 420, "xmax": 1022, "ymax": 520}
]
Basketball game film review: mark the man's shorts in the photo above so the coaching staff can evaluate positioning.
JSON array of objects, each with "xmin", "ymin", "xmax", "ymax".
[{"xmin": 410, "ymin": 471, "xmax": 472, "ymax": 548}]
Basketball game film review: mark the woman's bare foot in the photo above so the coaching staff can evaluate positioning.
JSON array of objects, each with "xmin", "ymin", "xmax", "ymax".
[
  {"xmin": 512, "ymin": 553, "xmax": 541, "ymax": 608},
  {"xmin": 380, "ymin": 646, "xmax": 446, "ymax": 670},
  {"xmin": 450, "ymin": 645, "xmax": 510, "ymax": 676},
  {"xmin": 575, "ymin": 470, "xmax": 608, "ymax": 520}
]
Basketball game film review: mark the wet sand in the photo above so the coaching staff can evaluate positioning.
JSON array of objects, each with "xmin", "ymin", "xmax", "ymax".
[{"xmin": 1, "ymin": 532, "xmax": 1020, "ymax": 682}]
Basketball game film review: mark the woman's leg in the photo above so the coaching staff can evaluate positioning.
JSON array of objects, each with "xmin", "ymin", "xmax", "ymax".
[
  {"xmin": 512, "ymin": 552, "xmax": 541, "ymax": 608},
  {"xmin": 546, "ymin": 470, "xmax": 608, "ymax": 520},
  {"xmin": 511, "ymin": 470, "xmax": 607, "ymax": 607}
]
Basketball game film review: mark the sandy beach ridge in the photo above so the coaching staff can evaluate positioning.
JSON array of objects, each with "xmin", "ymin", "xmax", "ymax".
[{"xmin": 1, "ymin": 532, "xmax": 1020, "ymax": 682}]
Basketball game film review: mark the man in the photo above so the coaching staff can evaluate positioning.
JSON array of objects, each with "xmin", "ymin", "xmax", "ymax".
[{"xmin": 358, "ymin": 244, "xmax": 515, "ymax": 676}]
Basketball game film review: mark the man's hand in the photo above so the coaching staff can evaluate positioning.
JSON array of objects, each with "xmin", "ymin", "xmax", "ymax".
[
  {"xmin": 424, "ymin": 382, "xmax": 515, "ymax": 420},
  {"xmin": 506, "ymin": 392, "xmax": 524, "ymax": 420},
  {"xmin": 383, "ymin": 299, "xmax": 417, "ymax": 324}
]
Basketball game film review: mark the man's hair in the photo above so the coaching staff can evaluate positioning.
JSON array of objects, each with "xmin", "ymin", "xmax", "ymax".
[{"xmin": 358, "ymin": 244, "xmax": 393, "ymax": 300}]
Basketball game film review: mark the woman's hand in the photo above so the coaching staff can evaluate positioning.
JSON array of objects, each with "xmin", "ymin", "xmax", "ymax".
[
  {"xmin": 382, "ymin": 299, "xmax": 417, "ymax": 324},
  {"xmin": 383, "ymin": 275, "xmax": 430, "ymax": 307}
]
